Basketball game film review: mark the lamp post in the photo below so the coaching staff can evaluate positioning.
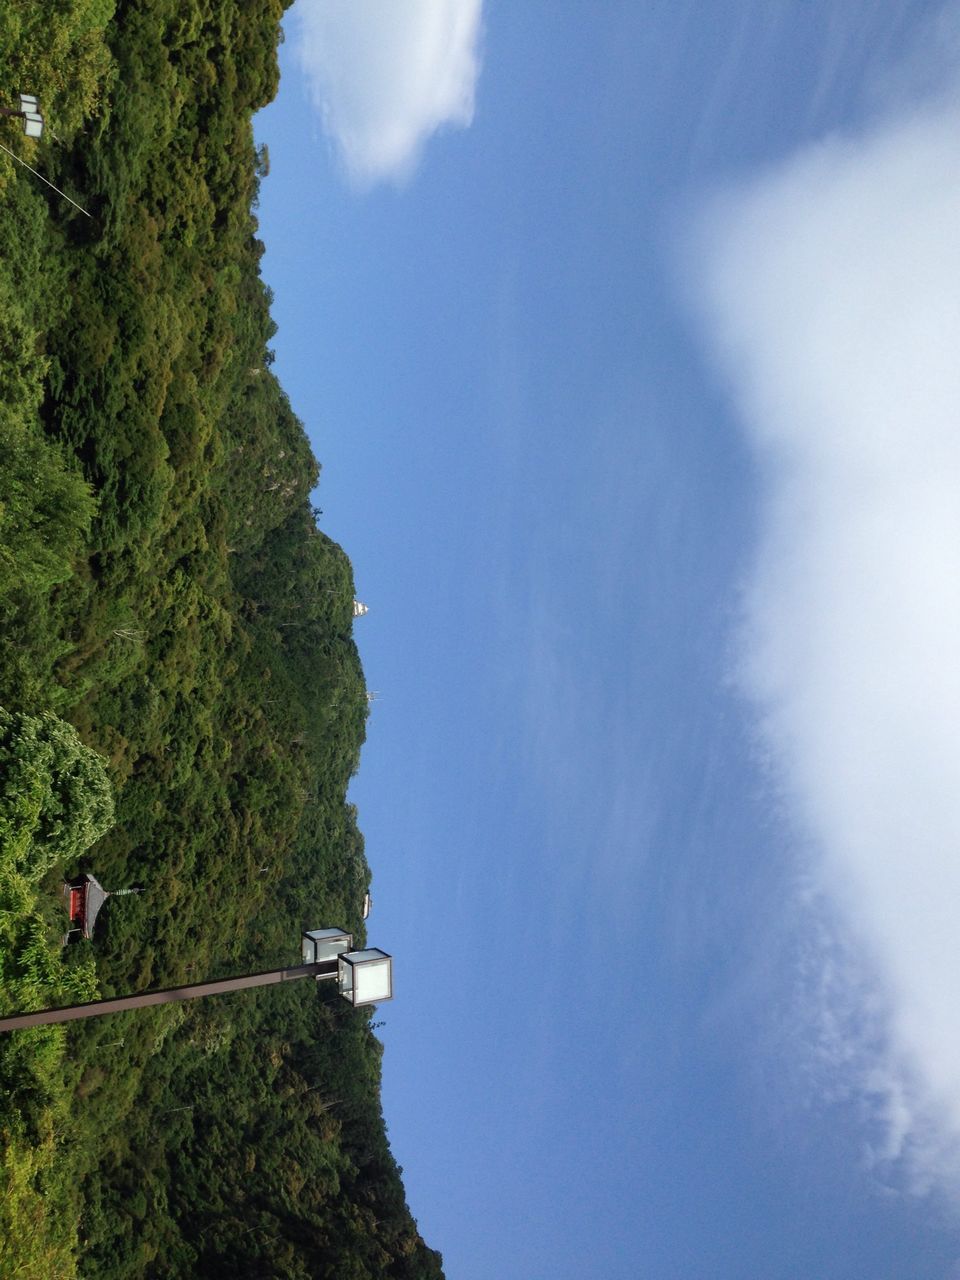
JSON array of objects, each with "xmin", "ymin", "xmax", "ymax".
[{"xmin": 0, "ymin": 928, "xmax": 391, "ymax": 1033}]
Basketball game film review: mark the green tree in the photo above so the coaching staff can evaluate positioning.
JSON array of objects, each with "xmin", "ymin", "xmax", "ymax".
[{"xmin": 0, "ymin": 706, "xmax": 113, "ymax": 882}]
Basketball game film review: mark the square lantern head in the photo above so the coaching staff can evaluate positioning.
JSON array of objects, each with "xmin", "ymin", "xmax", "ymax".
[
  {"xmin": 23, "ymin": 114, "xmax": 43, "ymax": 138},
  {"xmin": 338, "ymin": 949, "xmax": 393, "ymax": 1006},
  {"xmin": 18, "ymin": 95, "xmax": 38, "ymax": 113},
  {"xmin": 301, "ymin": 928, "xmax": 352, "ymax": 965}
]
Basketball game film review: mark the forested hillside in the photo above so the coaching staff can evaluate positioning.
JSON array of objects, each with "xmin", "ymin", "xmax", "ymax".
[{"xmin": 0, "ymin": 3, "xmax": 443, "ymax": 1277}]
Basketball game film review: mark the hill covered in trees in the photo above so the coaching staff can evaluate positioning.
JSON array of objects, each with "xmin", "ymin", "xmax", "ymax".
[{"xmin": 0, "ymin": 3, "xmax": 443, "ymax": 1277}]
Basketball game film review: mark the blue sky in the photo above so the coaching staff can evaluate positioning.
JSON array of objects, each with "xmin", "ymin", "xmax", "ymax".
[{"xmin": 255, "ymin": 3, "xmax": 960, "ymax": 1276}]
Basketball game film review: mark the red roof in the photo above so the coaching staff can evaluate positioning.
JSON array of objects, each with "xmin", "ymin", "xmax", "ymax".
[{"xmin": 62, "ymin": 874, "xmax": 108, "ymax": 939}]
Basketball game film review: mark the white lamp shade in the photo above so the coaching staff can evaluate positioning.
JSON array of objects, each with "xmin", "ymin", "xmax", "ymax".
[
  {"xmin": 338, "ymin": 949, "xmax": 393, "ymax": 1006},
  {"xmin": 301, "ymin": 928, "xmax": 352, "ymax": 964},
  {"xmin": 23, "ymin": 114, "xmax": 43, "ymax": 138}
]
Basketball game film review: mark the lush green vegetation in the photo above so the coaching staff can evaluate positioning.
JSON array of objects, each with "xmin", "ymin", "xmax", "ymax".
[{"xmin": 0, "ymin": 3, "xmax": 443, "ymax": 1276}]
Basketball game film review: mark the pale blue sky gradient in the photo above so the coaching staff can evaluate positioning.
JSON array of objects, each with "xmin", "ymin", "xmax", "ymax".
[{"xmin": 255, "ymin": 3, "xmax": 960, "ymax": 1276}]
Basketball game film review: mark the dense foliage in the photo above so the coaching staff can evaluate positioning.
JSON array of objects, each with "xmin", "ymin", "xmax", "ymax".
[{"xmin": 0, "ymin": 3, "xmax": 443, "ymax": 1277}]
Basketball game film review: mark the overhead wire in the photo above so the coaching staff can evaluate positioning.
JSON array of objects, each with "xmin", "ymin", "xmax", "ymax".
[{"xmin": 0, "ymin": 138, "xmax": 91, "ymax": 217}]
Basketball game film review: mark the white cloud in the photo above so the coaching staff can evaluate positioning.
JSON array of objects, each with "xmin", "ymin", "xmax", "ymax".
[
  {"xmin": 291, "ymin": 0, "xmax": 483, "ymax": 186},
  {"xmin": 686, "ymin": 79, "xmax": 960, "ymax": 1196}
]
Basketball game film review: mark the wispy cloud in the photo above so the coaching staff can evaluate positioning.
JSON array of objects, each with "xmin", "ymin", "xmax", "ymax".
[
  {"xmin": 291, "ymin": 0, "xmax": 483, "ymax": 186},
  {"xmin": 685, "ymin": 69, "xmax": 960, "ymax": 1195}
]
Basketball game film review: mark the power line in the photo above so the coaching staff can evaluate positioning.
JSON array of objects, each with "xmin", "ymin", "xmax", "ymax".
[{"xmin": 0, "ymin": 139, "xmax": 91, "ymax": 217}]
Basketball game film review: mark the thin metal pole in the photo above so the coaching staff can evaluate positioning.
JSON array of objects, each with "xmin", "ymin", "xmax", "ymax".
[
  {"xmin": 0, "ymin": 139, "xmax": 91, "ymax": 217},
  {"xmin": 0, "ymin": 960, "xmax": 338, "ymax": 1032}
]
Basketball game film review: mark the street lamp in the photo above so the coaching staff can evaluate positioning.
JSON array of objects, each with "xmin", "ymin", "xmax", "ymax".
[
  {"xmin": 301, "ymin": 930, "xmax": 393, "ymax": 1007},
  {"xmin": 19, "ymin": 94, "xmax": 43, "ymax": 138},
  {"xmin": 0, "ymin": 93, "xmax": 91, "ymax": 217},
  {"xmin": 301, "ymin": 928, "xmax": 352, "ymax": 963},
  {"xmin": 338, "ymin": 949, "xmax": 393, "ymax": 1006},
  {"xmin": 0, "ymin": 94, "xmax": 44, "ymax": 137},
  {"xmin": 0, "ymin": 927, "xmax": 393, "ymax": 1032}
]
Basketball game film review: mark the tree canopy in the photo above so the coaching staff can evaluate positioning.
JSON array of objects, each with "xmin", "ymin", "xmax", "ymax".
[{"xmin": 0, "ymin": 3, "xmax": 443, "ymax": 1276}]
